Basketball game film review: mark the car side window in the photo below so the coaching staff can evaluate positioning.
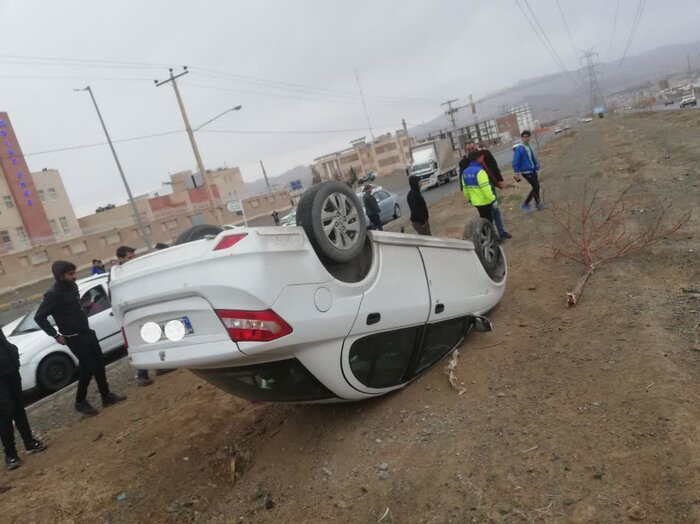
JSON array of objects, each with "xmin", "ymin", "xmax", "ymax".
[
  {"xmin": 348, "ymin": 326, "xmax": 422, "ymax": 388},
  {"xmin": 375, "ymin": 191, "xmax": 389, "ymax": 201},
  {"xmin": 80, "ymin": 285, "xmax": 111, "ymax": 318},
  {"xmin": 412, "ymin": 317, "xmax": 468, "ymax": 377}
]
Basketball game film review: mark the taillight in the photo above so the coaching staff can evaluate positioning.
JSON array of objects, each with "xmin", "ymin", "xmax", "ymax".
[
  {"xmin": 216, "ymin": 309, "xmax": 292, "ymax": 342},
  {"xmin": 214, "ymin": 233, "xmax": 247, "ymax": 251},
  {"xmin": 121, "ymin": 327, "xmax": 129, "ymax": 350}
]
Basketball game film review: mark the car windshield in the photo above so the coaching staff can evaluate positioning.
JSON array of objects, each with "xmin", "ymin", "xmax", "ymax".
[
  {"xmin": 13, "ymin": 304, "xmax": 54, "ymax": 335},
  {"xmin": 410, "ymin": 162, "xmax": 432, "ymax": 173}
]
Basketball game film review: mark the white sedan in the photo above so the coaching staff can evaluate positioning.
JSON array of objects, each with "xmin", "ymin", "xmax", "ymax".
[
  {"xmin": 2, "ymin": 273, "xmax": 124, "ymax": 393},
  {"xmin": 110, "ymin": 181, "xmax": 506, "ymax": 403}
]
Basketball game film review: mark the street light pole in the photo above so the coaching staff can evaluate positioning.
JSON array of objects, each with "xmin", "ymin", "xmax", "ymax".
[{"xmin": 76, "ymin": 86, "xmax": 153, "ymax": 250}]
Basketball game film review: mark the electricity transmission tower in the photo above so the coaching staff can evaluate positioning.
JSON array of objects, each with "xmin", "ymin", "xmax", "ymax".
[
  {"xmin": 441, "ymin": 98, "xmax": 468, "ymax": 151},
  {"xmin": 580, "ymin": 49, "xmax": 605, "ymax": 115}
]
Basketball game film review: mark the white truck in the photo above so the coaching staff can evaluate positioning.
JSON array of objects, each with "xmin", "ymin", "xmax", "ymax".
[{"xmin": 408, "ymin": 139, "xmax": 458, "ymax": 190}]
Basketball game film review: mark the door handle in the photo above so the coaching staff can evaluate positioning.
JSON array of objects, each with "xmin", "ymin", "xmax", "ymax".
[
  {"xmin": 435, "ymin": 303, "xmax": 445, "ymax": 314},
  {"xmin": 367, "ymin": 313, "xmax": 381, "ymax": 325}
]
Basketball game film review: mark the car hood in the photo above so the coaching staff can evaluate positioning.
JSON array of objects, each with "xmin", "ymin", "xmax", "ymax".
[
  {"xmin": 2, "ymin": 316, "xmax": 23, "ymax": 337},
  {"xmin": 5, "ymin": 329, "xmax": 53, "ymax": 359}
]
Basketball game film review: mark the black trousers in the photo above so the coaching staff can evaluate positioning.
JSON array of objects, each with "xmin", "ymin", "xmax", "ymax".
[
  {"xmin": 65, "ymin": 330, "xmax": 110, "ymax": 403},
  {"xmin": 476, "ymin": 203, "xmax": 494, "ymax": 223},
  {"xmin": 368, "ymin": 214, "xmax": 383, "ymax": 231},
  {"xmin": 522, "ymin": 171, "xmax": 541, "ymax": 205},
  {"xmin": 0, "ymin": 371, "xmax": 33, "ymax": 456}
]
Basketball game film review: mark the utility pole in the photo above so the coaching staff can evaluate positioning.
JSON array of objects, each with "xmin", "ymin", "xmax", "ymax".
[
  {"xmin": 354, "ymin": 68, "xmax": 374, "ymax": 140},
  {"xmin": 401, "ymin": 118, "xmax": 412, "ymax": 163},
  {"xmin": 260, "ymin": 160, "xmax": 270, "ymax": 190},
  {"xmin": 155, "ymin": 67, "xmax": 220, "ymax": 224},
  {"xmin": 580, "ymin": 49, "xmax": 605, "ymax": 116},
  {"xmin": 441, "ymin": 98, "xmax": 468, "ymax": 152},
  {"xmin": 76, "ymin": 86, "xmax": 152, "ymax": 250}
]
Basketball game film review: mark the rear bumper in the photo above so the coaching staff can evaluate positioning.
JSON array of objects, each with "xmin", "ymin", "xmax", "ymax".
[{"xmin": 128, "ymin": 339, "xmax": 246, "ymax": 369}]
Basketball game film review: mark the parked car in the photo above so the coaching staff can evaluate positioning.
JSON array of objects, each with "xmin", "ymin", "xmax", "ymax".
[
  {"xmin": 680, "ymin": 95, "xmax": 697, "ymax": 108},
  {"xmin": 554, "ymin": 127, "xmax": 563, "ymax": 134},
  {"xmin": 359, "ymin": 188, "xmax": 401, "ymax": 225},
  {"xmin": 280, "ymin": 208, "xmax": 297, "ymax": 227},
  {"xmin": 664, "ymin": 99, "xmax": 675, "ymax": 106},
  {"xmin": 358, "ymin": 172, "xmax": 376, "ymax": 185},
  {"xmin": 2, "ymin": 274, "xmax": 124, "ymax": 393},
  {"xmin": 110, "ymin": 181, "xmax": 506, "ymax": 403}
]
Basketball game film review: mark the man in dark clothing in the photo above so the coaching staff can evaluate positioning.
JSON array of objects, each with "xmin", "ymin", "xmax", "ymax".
[
  {"xmin": 34, "ymin": 261, "xmax": 126, "ymax": 416},
  {"xmin": 468, "ymin": 142, "xmax": 512, "ymax": 240},
  {"xmin": 362, "ymin": 185, "xmax": 383, "ymax": 231},
  {"xmin": 407, "ymin": 176, "xmax": 431, "ymax": 235},
  {"xmin": 0, "ymin": 329, "xmax": 46, "ymax": 470},
  {"xmin": 116, "ymin": 246, "xmax": 153, "ymax": 386}
]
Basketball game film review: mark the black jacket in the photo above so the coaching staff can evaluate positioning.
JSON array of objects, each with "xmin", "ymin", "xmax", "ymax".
[
  {"xmin": 0, "ymin": 328, "xmax": 20, "ymax": 377},
  {"xmin": 363, "ymin": 191, "xmax": 380, "ymax": 217},
  {"xmin": 480, "ymin": 149, "xmax": 503, "ymax": 183},
  {"xmin": 34, "ymin": 261, "xmax": 90, "ymax": 339},
  {"xmin": 407, "ymin": 176, "xmax": 429, "ymax": 223}
]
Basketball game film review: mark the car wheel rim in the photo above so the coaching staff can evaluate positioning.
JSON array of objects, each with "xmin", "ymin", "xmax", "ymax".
[
  {"xmin": 320, "ymin": 192, "xmax": 362, "ymax": 250},
  {"xmin": 48, "ymin": 363, "xmax": 67, "ymax": 385},
  {"xmin": 478, "ymin": 223, "xmax": 497, "ymax": 263}
]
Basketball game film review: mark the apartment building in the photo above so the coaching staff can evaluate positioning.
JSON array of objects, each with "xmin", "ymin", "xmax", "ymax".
[
  {"xmin": 0, "ymin": 112, "xmax": 80, "ymax": 254},
  {"xmin": 313, "ymin": 130, "xmax": 413, "ymax": 181}
]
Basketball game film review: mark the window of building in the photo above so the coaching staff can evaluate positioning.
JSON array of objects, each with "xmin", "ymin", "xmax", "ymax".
[
  {"xmin": 191, "ymin": 213, "xmax": 205, "ymax": 226},
  {"xmin": 48, "ymin": 188, "xmax": 57, "ymax": 200},
  {"xmin": 266, "ymin": 196, "xmax": 275, "ymax": 204},
  {"xmin": 15, "ymin": 226, "xmax": 27, "ymax": 244},
  {"xmin": 250, "ymin": 199, "xmax": 260, "ymax": 208},
  {"xmin": 99, "ymin": 236, "xmax": 107, "ymax": 246},
  {"xmin": 19, "ymin": 256, "xmax": 29, "ymax": 267},
  {"xmin": 0, "ymin": 230, "xmax": 10, "ymax": 245},
  {"xmin": 167, "ymin": 219, "xmax": 179, "ymax": 229},
  {"xmin": 59, "ymin": 217, "xmax": 70, "ymax": 235},
  {"xmin": 107, "ymin": 232, "xmax": 122, "ymax": 244},
  {"xmin": 48, "ymin": 219, "xmax": 59, "ymax": 237},
  {"xmin": 29, "ymin": 250, "xmax": 49, "ymax": 266},
  {"xmin": 38, "ymin": 190, "xmax": 46, "ymax": 202},
  {"xmin": 70, "ymin": 241, "xmax": 88, "ymax": 254},
  {"xmin": 3, "ymin": 196, "xmax": 13, "ymax": 209},
  {"xmin": 378, "ymin": 155, "xmax": 401, "ymax": 168}
]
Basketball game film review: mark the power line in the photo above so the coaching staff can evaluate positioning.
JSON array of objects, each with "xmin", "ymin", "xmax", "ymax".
[
  {"xmin": 555, "ymin": 0, "xmax": 578, "ymax": 59},
  {"xmin": 617, "ymin": 0, "xmax": 646, "ymax": 70},
  {"xmin": 512, "ymin": 0, "xmax": 578, "ymax": 86},
  {"xmin": 605, "ymin": 0, "xmax": 621, "ymax": 58}
]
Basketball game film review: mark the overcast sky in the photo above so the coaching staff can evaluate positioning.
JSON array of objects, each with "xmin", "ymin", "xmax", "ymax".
[{"xmin": 1, "ymin": 0, "xmax": 698, "ymax": 216}]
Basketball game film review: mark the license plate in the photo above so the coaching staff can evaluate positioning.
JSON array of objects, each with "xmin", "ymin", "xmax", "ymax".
[{"xmin": 160, "ymin": 316, "xmax": 194, "ymax": 335}]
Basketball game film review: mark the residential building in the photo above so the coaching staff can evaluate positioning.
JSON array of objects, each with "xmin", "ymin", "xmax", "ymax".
[
  {"xmin": 313, "ymin": 130, "xmax": 413, "ymax": 182},
  {"xmin": 0, "ymin": 112, "xmax": 81, "ymax": 254}
]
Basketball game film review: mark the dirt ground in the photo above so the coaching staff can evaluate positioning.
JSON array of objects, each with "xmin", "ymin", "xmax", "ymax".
[{"xmin": 1, "ymin": 111, "xmax": 698, "ymax": 523}]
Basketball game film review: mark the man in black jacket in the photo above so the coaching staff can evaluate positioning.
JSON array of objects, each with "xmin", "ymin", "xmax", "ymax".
[
  {"xmin": 407, "ymin": 176, "xmax": 431, "ymax": 235},
  {"xmin": 1, "ymin": 328, "xmax": 46, "ymax": 469},
  {"xmin": 34, "ymin": 261, "xmax": 125, "ymax": 416},
  {"xmin": 362, "ymin": 185, "xmax": 383, "ymax": 231}
]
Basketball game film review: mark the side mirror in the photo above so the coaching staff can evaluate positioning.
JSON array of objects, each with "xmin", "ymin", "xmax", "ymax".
[{"xmin": 467, "ymin": 315, "xmax": 493, "ymax": 332}]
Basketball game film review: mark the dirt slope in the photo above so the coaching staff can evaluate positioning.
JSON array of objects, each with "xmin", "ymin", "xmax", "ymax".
[{"xmin": 0, "ymin": 112, "xmax": 698, "ymax": 523}]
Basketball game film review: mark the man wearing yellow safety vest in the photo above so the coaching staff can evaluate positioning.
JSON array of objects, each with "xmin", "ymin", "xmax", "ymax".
[{"xmin": 462, "ymin": 149, "xmax": 496, "ymax": 224}]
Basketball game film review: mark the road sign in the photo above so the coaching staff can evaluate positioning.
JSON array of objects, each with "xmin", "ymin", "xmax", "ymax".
[
  {"xmin": 226, "ymin": 199, "xmax": 242, "ymax": 212},
  {"xmin": 289, "ymin": 179, "xmax": 303, "ymax": 191}
]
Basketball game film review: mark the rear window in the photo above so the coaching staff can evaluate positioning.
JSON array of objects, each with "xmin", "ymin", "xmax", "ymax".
[{"xmin": 194, "ymin": 359, "xmax": 334, "ymax": 402}]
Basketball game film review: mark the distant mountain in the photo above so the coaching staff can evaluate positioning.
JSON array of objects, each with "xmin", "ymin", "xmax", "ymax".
[
  {"xmin": 243, "ymin": 165, "xmax": 312, "ymax": 195},
  {"xmin": 412, "ymin": 39, "xmax": 700, "ymax": 139}
]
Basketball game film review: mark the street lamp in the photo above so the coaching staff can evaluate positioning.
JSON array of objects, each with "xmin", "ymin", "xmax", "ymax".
[
  {"xmin": 74, "ymin": 86, "xmax": 153, "ymax": 250},
  {"xmin": 193, "ymin": 105, "xmax": 242, "ymax": 132}
]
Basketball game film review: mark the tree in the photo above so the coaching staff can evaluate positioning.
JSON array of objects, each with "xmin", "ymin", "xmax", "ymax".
[
  {"xmin": 549, "ymin": 185, "xmax": 690, "ymax": 306},
  {"xmin": 310, "ymin": 165, "xmax": 322, "ymax": 185},
  {"xmin": 331, "ymin": 170, "xmax": 341, "ymax": 182}
]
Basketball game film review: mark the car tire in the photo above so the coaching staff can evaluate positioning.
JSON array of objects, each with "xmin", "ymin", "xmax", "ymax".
[
  {"xmin": 174, "ymin": 224, "xmax": 224, "ymax": 245},
  {"xmin": 393, "ymin": 204, "xmax": 401, "ymax": 219},
  {"xmin": 465, "ymin": 218, "xmax": 504, "ymax": 281},
  {"xmin": 37, "ymin": 353, "xmax": 75, "ymax": 393},
  {"xmin": 298, "ymin": 181, "xmax": 367, "ymax": 264},
  {"xmin": 295, "ymin": 183, "xmax": 323, "ymax": 228}
]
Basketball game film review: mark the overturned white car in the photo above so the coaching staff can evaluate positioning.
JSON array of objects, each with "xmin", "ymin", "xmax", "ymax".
[{"xmin": 110, "ymin": 182, "xmax": 506, "ymax": 402}]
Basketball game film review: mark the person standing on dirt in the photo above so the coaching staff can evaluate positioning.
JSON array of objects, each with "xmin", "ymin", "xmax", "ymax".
[
  {"xmin": 0, "ymin": 327, "xmax": 46, "ymax": 470},
  {"xmin": 362, "ymin": 185, "xmax": 383, "ymax": 231},
  {"xmin": 116, "ymin": 246, "xmax": 154, "ymax": 387},
  {"xmin": 512, "ymin": 130, "xmax": 543, "ymax": 212},
  {"xmin": 34, "ymin": 261, "xmax": 126, "ymax": 416},
  {"xmin": 462, "ymin": 150, "xmax": 497, "ymax": 223},
  {"xmin": 407, "ymin": 175, "xmax": 431, "ymax": 236},
  {"xmin": 468, "ymin": 142, "xmax": 512, "ymax": 240}
]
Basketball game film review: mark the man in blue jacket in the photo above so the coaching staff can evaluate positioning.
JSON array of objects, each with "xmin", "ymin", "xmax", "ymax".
[{"xmin": 512, "ymin": 130, "xmax": 543, "ymax": 211}]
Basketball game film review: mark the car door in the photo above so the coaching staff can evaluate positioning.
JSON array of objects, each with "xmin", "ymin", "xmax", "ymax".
[
  {"xmin": 80, "ymin": 283, "xmax": 121, "ymax": 352},
  {"xmin": 374, "ymin": 190, "xmax": 391, "ymax": 222},
  {"xmin": 341, "ymin": 242, "xmax": 430, "ymax": 394}
]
